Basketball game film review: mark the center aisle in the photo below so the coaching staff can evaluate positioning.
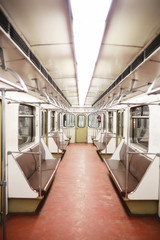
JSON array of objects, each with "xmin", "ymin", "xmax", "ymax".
[{"xmin": 3, "ymin": 143, "xmax": 160, "ymax": 240}]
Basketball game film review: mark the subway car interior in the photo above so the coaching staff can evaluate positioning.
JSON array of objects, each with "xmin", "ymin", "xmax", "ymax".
[{"xmin": 0, "ymin": 0, "xmax": 160, "ymax": 239}]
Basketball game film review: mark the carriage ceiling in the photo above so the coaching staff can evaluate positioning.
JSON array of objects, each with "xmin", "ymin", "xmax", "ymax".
[{"xmin": 0, "ymin": 0, "xmax": 160, "ymax": 108}]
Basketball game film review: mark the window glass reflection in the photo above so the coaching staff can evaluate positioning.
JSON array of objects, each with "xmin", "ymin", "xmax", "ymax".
[
  {"xmin": 78, "ymin": 115, "xmax": 85, "ymax": 128},
  {"xmin": 18, "ymin": 105, "xmax": 34, "ymax": 147},
  {"xmin": 88, "ymin": 114, "xmax": 100, "ymax": 128},
  {"xmin": 131, "ymin": 106, "xmax": 149, "ymax": 149}
]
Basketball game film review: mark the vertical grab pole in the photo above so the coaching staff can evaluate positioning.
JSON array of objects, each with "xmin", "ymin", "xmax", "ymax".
[
  {"xmin": 125, "ymin": 104, "xmax": 130, "ymax": 198},
  {"xmin": 38, "ymin": 104, "xmax": 42, "ymax": 197},
  {"xmin": 57, "ymin": 133, "xmax": 60, "ymax": 160},
  {"xmin": 105, "ymin": 132, "xmax": 107, "ymax": 159},
  {"xmin": 1, "ymin": 89, "xmax": 6, "ymax": 240},
  {"xmin": 62, "ymin": 130, "xmax": 64, "ymax": 144},
  {"xmin": 68, "ymin": 125, "xmax": 70, "ymax": 140},
  {"xmin": 67, "ymin": 126, "xmax": 69, "ymax": 139},
  {"xmin": 158, "ymin": 155, "xmax": 160, "ymax": 218},
  {"xmin": 105, "ymin": 110, "xmax": 108, "ymax": 159}
]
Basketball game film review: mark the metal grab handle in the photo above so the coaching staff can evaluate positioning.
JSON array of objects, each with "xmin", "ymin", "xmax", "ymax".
[
  {"xmin": 7, "ymin": 68, "xmax": 28, "ymax": 92},
  {"xmin": 147, "ymin": 74, "xmax": 160, "ymax": 95},
  {"xmin": 0, "ymin": 68, "xmax": 28, "ymax": 92},
  {"xmin": 0, "ymin": 76, "xmax": 27, "ymax": 92},
  {"xmin": 8, "ymin": 151, "xmax": 40, "ymax": 155},
  {"xmin": 0, "ymin": 47, "xmax": 28, "ymax": 92}
]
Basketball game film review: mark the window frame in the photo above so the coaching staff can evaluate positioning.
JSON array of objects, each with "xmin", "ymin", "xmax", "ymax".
[
  {"xmin": 88, "ymin": 113, "xmax": 100, "ymax": 128},
  {"xmin": 41, "ymin": 110, "xmax": 48, "ymax": 137},
  {"xmin": 18, "ymin": 104, "xmax": 35, "ymax": 148},
  {"xmin": 131, "ymin": 105, "xmax": 149, "ymax": 150},
  {"xmin": 63, "ymin": 113, "xmax": 75, "ymax": 128},
  {"xmin": 50, "ymin": 111, "xmax": 55, "ymax": 131},
  {"xmin": 103, "ymin": 113, "xmax": 106, "ymax": 131},
  {"xmin": 108, "ymin": 111, "xmax": 113, "ymax": 133},
  {"xmin": 117, "ymin": 111, "xmax": 124, "ymax": 138},
  {"xmin": 77, "ymin": 115, "xmax": 86, "ymax": 128}
]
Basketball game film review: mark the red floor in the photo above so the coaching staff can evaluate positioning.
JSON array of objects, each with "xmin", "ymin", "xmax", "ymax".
[{"xmin": 1, "ymin": 143, "xmax": 160, "ymax": 240}]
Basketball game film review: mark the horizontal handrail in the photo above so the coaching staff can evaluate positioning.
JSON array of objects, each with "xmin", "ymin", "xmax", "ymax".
[
  {"xmin": 127, "ymin": 151, "xmax": 157, "ymax": 156},
  {"xmin": 106, "ymin": 136, "xmax": 124, "ymax": 139},
  {"xmin": 47, "ymin": 135, "xmax": 59, "ymax": 138},
  {"xmin": 8, "ymin": 151, "xmax": 40, "ymax": 155}
]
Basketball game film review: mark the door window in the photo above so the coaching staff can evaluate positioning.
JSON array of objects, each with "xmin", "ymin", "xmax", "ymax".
[{"xmin": 77, "ymin": 115, "xmax": 85, "ymax": 128}]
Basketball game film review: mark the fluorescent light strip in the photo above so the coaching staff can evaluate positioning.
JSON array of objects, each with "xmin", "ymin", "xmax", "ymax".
[{"xmin": 70, "ymin": 0, "xmax": 112, "ymax": 106}]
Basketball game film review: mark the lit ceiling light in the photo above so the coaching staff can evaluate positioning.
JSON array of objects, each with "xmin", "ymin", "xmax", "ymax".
[{"xmin": 70, "ymin": 0, "xmax": 112, "ymax": 106}]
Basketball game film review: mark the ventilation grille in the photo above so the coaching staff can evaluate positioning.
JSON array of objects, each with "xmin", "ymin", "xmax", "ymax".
[
  {"xmin": 122, "ymin": 66, "xmax": 130, "ymax": 79},
  {"xmin": 132, "ymin": 52, "xmax": 144, "ymax": 71},
  {"xmin": 52, "ymin": 80, "xmax": 57, "ymax": 89},
  {"xmin": 0, "ymin": 9, "xmax": 9, "ymax": 33},
  {"xmin": 145, "ymin": 34, "xmax": 160, "ymax": 58},
  {"xmin": 48, "ymin": 75, "xmax": 53, "ymax": 85},
  {"xmin": 0, "ymin": 9, "xmax": 71, "ymax": 106},
  {"xmin": 41, "ymin": 66, "xmax": 48, "ymax": 79},
  {"xmin": 114, "ymin": 76, "xmax": 122, "ymax": 86},
  {"xmin": 10, "ymin": 25, "xmax": 29, "ymax": 56},
  {"xmin": 30, "ymin": 52, "xmax": 41, "ymax": 70}
]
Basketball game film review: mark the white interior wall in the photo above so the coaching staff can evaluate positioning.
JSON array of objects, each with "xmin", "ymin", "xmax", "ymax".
[
  {"xmin": 149, "ymin": 105, "xmax": 160, "ymax": 153},
  {"xmin": 6, "ymin": 103, "xmax": 19, "ymax": 152}
]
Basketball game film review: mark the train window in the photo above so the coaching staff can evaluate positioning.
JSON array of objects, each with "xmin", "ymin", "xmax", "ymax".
[
  {"xmin": 18, "ymin": 104, "xmax": 35, "ymax": 147},
  {"xmin": 122, "ymin": 112, "xmax": 124, "ymax": 136},
  {"xmin": 117, "ymin": 112, "xmax": 121, "ymax": 136},
  {"xmin": 41, "ymin": 110, "xmax": 47, "ymax": 137},
  {"xmin": 103, "ymin": 113, "xmax": 106, "ymax": 131},
  {"xmin": 63, "ymin": 113, "xmax": 75, "ymax": 127},
  {"xmin": 50, "ymin": 111, "xmax": 55, "ymax": 131},
  {"xmin": 108, "ymin": 112, "xmax": 113, "ymax": 133},
  {"xmin": 63, "ymin": 114, "xmax": 67, "ymax": 127},
  {"xmin": 77, "ymin": 115, "xmax": 85, "ymax": 128},
  {"xmin": 88, "ymin": 113, "xmax": 100, "ymax": 128},
  {"xmin": 117, "ymin": 111, "xmax": 124, "ymax": 137},
  {"xmin": 131, "ymin": 106, "xmax": 149, "ymax": 149},
  {"xmin": 58, "ymin": 113, "xmax": 61, "ymax": 131}
]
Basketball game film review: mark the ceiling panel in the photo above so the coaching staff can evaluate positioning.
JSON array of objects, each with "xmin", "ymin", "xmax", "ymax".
[
  {"xmin": 32, "ymin": 44, "xmax": 75, "ymax": 81},
  {"xmin": 86, "ymin": 0, "xmax": 160, "ymax": 106},
  {"xmin": 94, "ymin": 45, "xmax": 141, "ymax": 79},
  {"xmin": 103, "ymin": 0, "xmax": 160, "ymax": 46},
  {"xmin": 91, "ymin": 78, "xmax": 114, "ymax": 89},
  {"xmin": 0, "ymin": 0, "xmax": 71, "ymax": 44},
  {"xmin": 0, "ymin": 0, "xmax": 78, "ymax": 106}
]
